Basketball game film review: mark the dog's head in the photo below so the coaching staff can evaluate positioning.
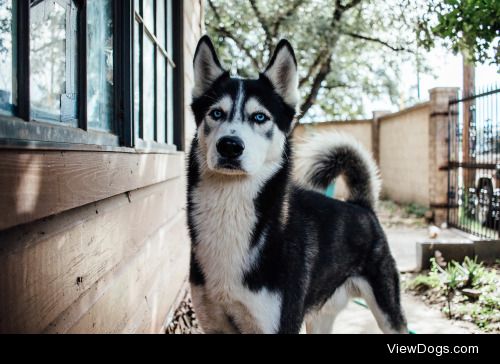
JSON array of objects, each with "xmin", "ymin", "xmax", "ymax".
[{"xmin": 191, "ymin": 36, "xmax": 299, "ymax": 176}]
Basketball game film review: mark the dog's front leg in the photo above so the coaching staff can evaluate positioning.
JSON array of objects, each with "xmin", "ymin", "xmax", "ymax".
[
  {"xmin": 277, "ymin": 298, "xmax": 306, "ymax": 334},
  {"xmin": 277, "ymin": 317, "xmax": 303, "ymax": 334},
  {"xmin": 190, "ymin": 284, "xmax": 239, "ymax": 334}
]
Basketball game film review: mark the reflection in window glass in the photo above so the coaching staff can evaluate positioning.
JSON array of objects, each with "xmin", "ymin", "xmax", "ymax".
[
  {"xmin": 0, "ymin": 0, "xmax": 15, "ymax": 115},
  {"xmin": 143, "ymin": 36, "xmax": 155, "ymax": 141},
  {"xmin": 166, "ymin": 0, "xmax": 174, "ymax": 144},
  {"xmin": 87, "ymin": 0, "xmax": 113, "ymax": 132},
  {"xmin": 133, "ymin": 0, "xmax": 176, "ymax": 146},
  {"xmin": 30, "ymin": 0, "xmax": 78, "ymax": 124},
  {"xmin": 143, "ymin": 0, "xmax": 154, "ymax": 31},
  {"xmin": 133, "ymin": 19, "xmax": 141, "ymax": 138},
  {"xmin": 157, "ymin": 55, "xmax": 165, "ymax": 143},
  {"xmin": 166, "ymin": 0, "xmax": 173, "ymax": 55},
  {"xmin": 156, "ymin": 0, "xmax": 165, "ymax": 48},
  {"xmin": 167, "ymin": 58, "xmax": 174, "ymax": 145}
]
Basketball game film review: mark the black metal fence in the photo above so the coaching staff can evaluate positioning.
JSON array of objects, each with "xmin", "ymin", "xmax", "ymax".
[{"xmin": 448, "ymin": 87, "xmax": 500, "ymax": 239}]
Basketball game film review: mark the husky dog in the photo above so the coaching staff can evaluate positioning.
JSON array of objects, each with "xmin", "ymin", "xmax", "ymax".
[{"xmin": 187, "ymin": 36, "xmax": 407, "ymax": 334}]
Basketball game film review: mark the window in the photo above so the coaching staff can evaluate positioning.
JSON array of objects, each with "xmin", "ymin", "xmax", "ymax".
[
  {"xmin": 30, "ymin": 0, "xmax": 78, "ymax": 124},
  {"xmin": 0, "ymin": 0, "xmax": 182, "ymax": 151},
  {"xmin": 133, "ymin": 0, "xmax": 176, "ymax": 147},
  {"xmin": 87, "ymin": 0, "xmax": 114, "ymax": 132},
  {"xmin": 0, "ymin": 0, "xmax": 15, "ymax": 115}
]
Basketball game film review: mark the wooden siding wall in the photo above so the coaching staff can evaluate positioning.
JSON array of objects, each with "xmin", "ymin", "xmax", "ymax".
[{"xmin": 0, "ymin": 0, "xmax": 203, "ymax": 334}]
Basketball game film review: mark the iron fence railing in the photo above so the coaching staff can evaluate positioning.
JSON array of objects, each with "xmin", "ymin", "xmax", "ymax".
[{"xmin": 448, "ymin": 86, "xmax": 500, "ymax": 239}]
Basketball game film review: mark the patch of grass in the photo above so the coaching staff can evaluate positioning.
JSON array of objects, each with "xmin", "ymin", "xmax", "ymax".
[
  {"xmin": 404, "ymin": 203, "xmax": 429, "ymax": 219},
  {"xmin": 379, "ymin": 199, "xmax": 399, "ymax": 214},
  {"xmin": 456, "ymin": 294, "xmax": 500, "ymax": 330},
  {"xmin": 407, "ymin": 256, "xmax": 500, "ymax": 332},
  {"xmin": 406, "ymin": 273, "xmax": 440, "ymax": 292},
  {"xmin": 378, "ymin": 200, "xmax": 428, "ymax": 228},
  {"xmin": 461, "ymin": 256, "xmax": 485, "ymax": 288}
]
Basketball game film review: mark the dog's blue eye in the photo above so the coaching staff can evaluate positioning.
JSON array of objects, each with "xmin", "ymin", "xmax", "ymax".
[
  {"xmin": 253, "ymin": 113, "xmax": 268, "ymax": 123},
  {"xmin": 210, "ymin": 109, "xmax": 224, "ymax": 120}
]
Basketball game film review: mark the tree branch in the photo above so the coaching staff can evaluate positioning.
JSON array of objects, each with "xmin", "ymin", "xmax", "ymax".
[
  {"xmin": 207, "ymin": 0, "xmax": 262, "ymax": 70},
  {"xmin": 213, "ymin": 27, "xmax": 263, "ymax": 70},
  {"xmin": 248, "ymin": 0, "xmax": 273, "ymax": 50},
  {"xmin": 338, "ymin": 0, "xmax": 364, "ymax": 12},
  {"xmin": 341, "ymin": 31, "xmax": 414, "ymax": 53},
  {"xmin": 207, "ymin": 0, "xmax": 221, "ymax": 21},
  {"xmin": 333, "ymin": 0, "xmax": 344, "ymax": 23},
  {"xmin": 299, "ymin": 51, "xmax": 327, "ymax": 88},
  {"xmin": 300, "ymin": 55, "xmax": 332, "ymax": 119},
  {"xmin": 299, "ymin": 0, "xmax": 361, "ymax": 118},
  {"xmin": 323, "ymin": 82, "xmax": 353, "ymax": 90},
  {"xmin": 271, "ymin": 0, "xmax": 306, "ymax": 37}
]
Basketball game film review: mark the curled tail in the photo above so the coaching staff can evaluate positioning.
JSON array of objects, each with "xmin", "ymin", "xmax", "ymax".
[{"xmin": 293, "ymin": 132, "xmax": 381, "ymax": 210}]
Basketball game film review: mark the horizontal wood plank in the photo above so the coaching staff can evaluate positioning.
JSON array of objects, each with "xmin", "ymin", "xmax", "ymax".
[
  {"xmin": 0, "ymin": 150, "xmax": 184, "ymax": 231},
  {"xmin": 66, "ymin": 214, "xmax": 189, "ymax": 334},
  {"xmin": 0, "ymin": 178, "xmax": 187, "ymax": 334}
]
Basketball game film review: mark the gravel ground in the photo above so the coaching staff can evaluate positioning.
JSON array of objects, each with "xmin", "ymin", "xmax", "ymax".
[{"xmin": 165, "ymin": 296, "xmax": 202, "ymax": 334}]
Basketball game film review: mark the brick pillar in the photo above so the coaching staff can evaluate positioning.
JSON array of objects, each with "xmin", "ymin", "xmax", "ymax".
[
  {"xmin": 428, "ymin": 87, "xmax": 459, "ymax": 225},
  {"xmin": 371, "ymin": 110, "xmax": 390, "ymax": 164}
]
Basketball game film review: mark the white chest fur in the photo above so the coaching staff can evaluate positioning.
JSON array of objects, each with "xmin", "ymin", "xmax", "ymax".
[
  {"xmin": 192, "ymin": 174, "xmax": 257, "ymax": 293},
  {"xmin": 191, "ymin": 168, "xmax": 282, "ymax": 333}
]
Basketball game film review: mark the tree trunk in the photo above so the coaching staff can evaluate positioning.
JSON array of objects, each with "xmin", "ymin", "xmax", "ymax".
[{"xmin": 299, "ymin": 54, "xmax": 332, "ymax": 119}]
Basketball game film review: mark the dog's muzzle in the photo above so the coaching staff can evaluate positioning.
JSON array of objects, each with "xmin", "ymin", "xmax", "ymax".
[
  {"xmin": 217, "ymin": 136, "xmax": 245, "ymax": 159},
  {"xmin": 214, "ymin": 136, "xmax": 246, "ymax": 173}
]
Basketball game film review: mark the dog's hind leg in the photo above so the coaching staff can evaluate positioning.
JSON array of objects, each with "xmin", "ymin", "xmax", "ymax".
[
  {"xmin": 305, "ymin": 313, "xmax": 337, "ymax": 334},
  {"xmin": 305, "ymin": 283, "xmax": 349, "ymax": 334},
  {"xmin": 352, "ymin": 275, "xmax": 408, "ymax": 334}
]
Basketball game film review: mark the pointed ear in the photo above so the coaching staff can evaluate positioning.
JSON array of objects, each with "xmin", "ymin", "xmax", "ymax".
[
  {"xmin": 193, "ymin": 36, "xmax": 226, "ymax": 98},
  {"xmin": 263, "ymin": 40, "xmax": 299, "ymax": 108}
]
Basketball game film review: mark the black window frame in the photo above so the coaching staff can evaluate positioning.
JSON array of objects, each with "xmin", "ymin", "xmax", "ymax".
[
  {"xmin": 133, "ymin": 0, "xmax": 178, "ymax": 152},
  {"xmin": 0, "ymin": 0, "xmax": 184, "ymax": 152}
]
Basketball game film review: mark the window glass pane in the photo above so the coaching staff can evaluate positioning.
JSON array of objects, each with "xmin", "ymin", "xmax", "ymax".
[
  {"xmin": 30, "ymin": 0, "xmax": 78, "ymax": 124},
  {"xmin": 166, "ymin": 0, "xmax": 173, "ymax": 144},
  {"xmin": 167, "ymin": 64, "xmax": 174, "ymax": 144},
  {"xmin": 166, "ymin": 0, "xmax": 172, "ymax": 55},
  {"xmin": 157, "ymin": 54, "xmax": 165, "ymax": 143},
  {"xmin": 0, "ymin": 0, "xmax": 15, "ymax": 115},
  {"xmin": 87, "ymin": 0, "xmax": 113, "ymax": 132},
  {"xmin": 143, "ymin": 0, "xmax": 154, "ymax": 31},
  {"xmin": 134, "ymin": 19, "xmax": 141, "ymax": 139},
  {"xmin": 156, "ymin": 0, "xmax": 165, "ymax": 48},
  {"xmin": 143, "ymin": 35, "xmax": 154, "ymax": 141},
  {"xmin": 133, "ymin": 0, "xmax": 175, "ymax": 146}
]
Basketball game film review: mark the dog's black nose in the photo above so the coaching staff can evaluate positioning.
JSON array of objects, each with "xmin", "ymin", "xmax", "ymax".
[{"xmin": 217, "ymin": 136, "xmax": 245, "ymax": 159}]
